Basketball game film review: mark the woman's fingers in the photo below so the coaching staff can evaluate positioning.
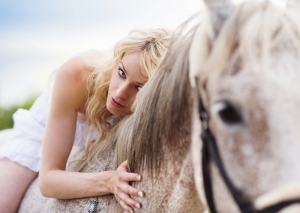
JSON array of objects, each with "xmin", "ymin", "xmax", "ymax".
[
  {"xmin": 118, "ymin": 161, "xmax": 141, "ymax": 181},
  {"xmin": 115, "ymin": 160, "xmax": 144, "ymax": 211},
  {"xmin": 118, "ymin": 160, "xmax": 129, "ymax": 172},
  {"xmin": 118, "ymin": 192, "xmax": 142, "ymax": 210},
  {"xmin": 118, "ymin": 182, "xmax": 144, "ymax": 198},
  {"xmin": 120, "ymin": 172, "xmax": 141, "ymax": 182},
  {"xmin": 119, "ymin": 199, "xmax": 134, "ymax": 213}
]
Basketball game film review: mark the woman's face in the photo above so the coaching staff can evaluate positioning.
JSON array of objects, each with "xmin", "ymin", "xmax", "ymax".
[{"xmin": 106, "ymin": 51, "xmax": 146, "ymax": 116}]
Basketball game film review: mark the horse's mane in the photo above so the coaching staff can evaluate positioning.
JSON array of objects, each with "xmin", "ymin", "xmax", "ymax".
[
  {"xmin": 202, "ymin": 0, "xmax": 300, "ymax": 83},
  {"xmin": 111, "ymin": 19, "xmax": 198, "ymax": 177},
  {"xmin": 70, "ymin": 17, "xmax": 199, "ymax": 177}
]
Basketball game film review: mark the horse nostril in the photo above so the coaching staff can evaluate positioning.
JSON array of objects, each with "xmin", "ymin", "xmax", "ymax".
[{"xmin": 215, "ymin": 101, "xmax": 243, "ymax": 125}]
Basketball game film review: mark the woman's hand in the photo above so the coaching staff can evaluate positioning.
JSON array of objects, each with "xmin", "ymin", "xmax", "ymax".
[{"xmin": 111, "ymin": 160, "xmax": 144, "ymax": 212}]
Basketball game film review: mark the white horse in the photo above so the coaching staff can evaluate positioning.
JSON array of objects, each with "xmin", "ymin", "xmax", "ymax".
[{"xmin": 190, "ymin": 0, "xmax": 300, "ymax": 212}]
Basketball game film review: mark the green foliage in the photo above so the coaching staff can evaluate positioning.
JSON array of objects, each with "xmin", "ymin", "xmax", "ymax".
[{"xmin": 0, "ymin": 97, "xmax": 36, "ymax": 131}]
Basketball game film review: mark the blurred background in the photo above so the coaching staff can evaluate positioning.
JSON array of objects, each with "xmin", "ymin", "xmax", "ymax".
[
  {"xmin": 0, "ymin": 0, "xmax": 202, "ymax": 107},
  {"xmin": 0, "ymin": 0, "xmax": 203, "ymax": 129}
]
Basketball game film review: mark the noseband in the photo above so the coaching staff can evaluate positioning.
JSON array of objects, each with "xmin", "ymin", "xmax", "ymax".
[{"xmin": 196, "ymin": 80, "xmax": 300, "ymax": 213}]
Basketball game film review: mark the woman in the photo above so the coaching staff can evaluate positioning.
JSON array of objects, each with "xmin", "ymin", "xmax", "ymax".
[{"xmin": 0, "ymin": 28, "xmax": 173, "ymax": 213}]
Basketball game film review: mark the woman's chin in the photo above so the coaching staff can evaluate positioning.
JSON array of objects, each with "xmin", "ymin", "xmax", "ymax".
[{"xmin": 107, "ymin": 106, "xmax": 126, "ymax": 116}]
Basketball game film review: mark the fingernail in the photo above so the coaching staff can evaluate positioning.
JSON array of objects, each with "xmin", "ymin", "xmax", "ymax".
[
  {"xmin": 138, "ymin": 191, "xmax": 143, "ymax": 198},
  {"xmin": 136, "ymin": 175, "xmax": 141, "ymax": 181},
  {"xmin": 135, "ymin": 203, "xmax": 141, "ymax": 209}
]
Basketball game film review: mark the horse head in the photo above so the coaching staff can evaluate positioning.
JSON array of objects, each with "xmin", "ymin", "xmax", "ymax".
[{"xmin": 190, "ymin": 0, "xmax": 300, "ymax": 212}]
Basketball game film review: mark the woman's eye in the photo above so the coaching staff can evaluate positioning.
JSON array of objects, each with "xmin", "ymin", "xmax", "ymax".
[{"xmin": 118, "ymin": 68, "xmax": 126, "ymax": 78}]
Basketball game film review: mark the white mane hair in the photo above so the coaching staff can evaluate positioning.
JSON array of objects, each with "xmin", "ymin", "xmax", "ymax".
[{"xmin": 206, "ymin": 0, "xmax": 300, "ymax": 79}]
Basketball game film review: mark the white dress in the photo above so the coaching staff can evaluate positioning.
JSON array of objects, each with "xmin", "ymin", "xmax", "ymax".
[
  {"xmin": 0, "ymin": 85, "xmax": 94, "ymax": 172},
  {"xmin": 0, "ymin": 51, "xmax": 98, "ymax": 172}
]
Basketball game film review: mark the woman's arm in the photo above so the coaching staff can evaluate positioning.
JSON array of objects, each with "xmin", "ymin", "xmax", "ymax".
[{"xmin": 39, "ymin": 53, "xmax": 143, "ymax": 212}]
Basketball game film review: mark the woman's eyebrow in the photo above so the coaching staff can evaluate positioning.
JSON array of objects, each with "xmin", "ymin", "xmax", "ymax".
[
  {"xmin": 121, "ymin": 61, "xmax": 144, "ymax": 85},
  {"xmin": 120, "ymin": 62, "xmax": 127, "ymax": 74}
]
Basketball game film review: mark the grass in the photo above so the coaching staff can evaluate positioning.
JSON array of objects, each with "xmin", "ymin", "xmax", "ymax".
[{"xmin": 0, "ymin": 97, "xmax": 36, "ymax": 131}]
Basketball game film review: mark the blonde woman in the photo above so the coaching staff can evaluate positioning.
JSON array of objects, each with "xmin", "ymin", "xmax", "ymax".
[{"xmin": 0, "ymin": 28, "xmax": 173, "ymax": 213}]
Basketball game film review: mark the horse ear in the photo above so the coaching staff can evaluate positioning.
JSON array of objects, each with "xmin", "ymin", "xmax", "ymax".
[
  {"xmin": 189, "ymin": 16, "xmax": 210, "ymax": 88},
  {"xmin": 189, "ymin": 0, "xmax": 237, "ymax": 87},
  {"xmin": 203, "ymin": 0, "xmax": 236, "ymax": 38}
]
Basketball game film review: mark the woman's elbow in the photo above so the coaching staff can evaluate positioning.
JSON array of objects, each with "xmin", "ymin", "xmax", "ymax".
[{"xmin": 38, "ymin": 175, "xmax": 51, "ymax": 197}]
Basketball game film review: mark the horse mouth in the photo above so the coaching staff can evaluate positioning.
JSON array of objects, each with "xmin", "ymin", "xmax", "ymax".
[
  {"xmin": 278, "ymin": 204, "xmax": 300, "ymax": 213},
  {"xmin": 254, "ymin": 183, "xmax": 300, "ymax": 212}
]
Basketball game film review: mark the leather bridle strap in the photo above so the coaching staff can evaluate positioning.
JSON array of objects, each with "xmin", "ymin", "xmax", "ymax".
[
  {"xmin": 197, "ymin": 84, "xmax": 300, "ymax": 213},
  {"xmin": 199, "ymin": 96, "xmax": 254, "ymax": 212}
]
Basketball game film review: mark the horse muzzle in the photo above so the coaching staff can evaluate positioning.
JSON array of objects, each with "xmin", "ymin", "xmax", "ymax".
[{"xmin": 254, "ymin": 184, "xmax": 300, "ymax": 213}]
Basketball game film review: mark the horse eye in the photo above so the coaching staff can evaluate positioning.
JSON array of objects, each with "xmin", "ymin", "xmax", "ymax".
[{"xmin": 216, "ymin": 101, "xmax": 243, "ymax": 125}]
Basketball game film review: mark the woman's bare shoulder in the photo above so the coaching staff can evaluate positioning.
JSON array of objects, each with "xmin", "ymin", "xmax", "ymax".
[
  {"xmin": 57, "ymin": 49, "xmax": 113, "ymax": 87},
  {"xmin": 52, "ymin": 49, "xmax": 113, "ymax": 111}
]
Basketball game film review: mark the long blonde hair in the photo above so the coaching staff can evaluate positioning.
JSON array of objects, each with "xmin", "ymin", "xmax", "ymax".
[{"xmin": 83, "ymin": 28, "xmax": 174, "ymax": 166}]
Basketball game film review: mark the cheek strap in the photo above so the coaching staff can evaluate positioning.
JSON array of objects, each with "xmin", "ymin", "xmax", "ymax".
[{"xmin": 196, "ymin": 77, "xmax": 300, "ymax": 213}]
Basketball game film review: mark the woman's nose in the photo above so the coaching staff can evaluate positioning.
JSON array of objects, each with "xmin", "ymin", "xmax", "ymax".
[{"xmin": 115, "ymin": 83, "xmax": 129, "ymax": 99}]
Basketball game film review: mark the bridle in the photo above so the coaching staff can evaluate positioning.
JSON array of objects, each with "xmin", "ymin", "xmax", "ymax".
[{"xmin": 196, "ymin": 79, "xmax": 300, "ymax": 213}]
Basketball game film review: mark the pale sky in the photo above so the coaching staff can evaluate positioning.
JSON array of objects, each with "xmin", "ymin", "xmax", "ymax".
[{"xmin": 0, "ymin": 0, "xmax": 203, "ymax": 107}]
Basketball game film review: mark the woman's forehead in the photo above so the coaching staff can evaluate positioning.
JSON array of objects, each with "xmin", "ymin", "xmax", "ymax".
[{"xmin": 120, "ymin": 51, "xmax": 147, "ymax": 83}]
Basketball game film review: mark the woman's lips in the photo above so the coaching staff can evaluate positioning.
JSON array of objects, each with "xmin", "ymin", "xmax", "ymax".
[{"xmin": 111, "ymin": 97, "xmax": 124, "ymax": 108}]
